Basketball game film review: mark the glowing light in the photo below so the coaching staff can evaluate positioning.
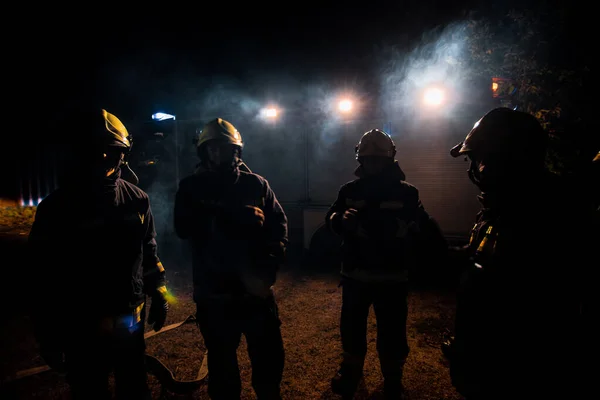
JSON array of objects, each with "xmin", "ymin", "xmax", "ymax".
[
  {"xmin": 152, "ymin": 112, "xmax": 176, "ymax": 121},
  {"xmin": 492, "ymin": 82, "xmax": 499, "ymax": 92},
  {"xmin": 262, "ymin": 108, "xmax": 278, "ymax": 118},
  {"xmin": 164, "ymin": 290, "xmax": 178, "ymax": 305},
  {"xmin": 338, "ymin": 99, "xmax": 353, "ymax": 113},
  {"xmin": 423, "ymin": 87, "xmax": 445, "ymax": 107}
]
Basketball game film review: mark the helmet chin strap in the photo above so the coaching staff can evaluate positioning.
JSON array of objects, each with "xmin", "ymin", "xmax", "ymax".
[
  {"xmin": 238, "ymin": 160, "xmax": 252, "ymax": 173},
  {"xmin": 203, "ymin": 158, "xmax": 235, "ymax": 172},
  {"xmin": 122, "ymin": 161, "xmax": 139, "ymax": 185},
  {"xmin": 468, "ymin": 159, "xmax": 525, "ymax": 194},
  {"xmin": 113, "ymin": 148, "xmax": 139, "ymax": 185},
  {"xmin": 105, "ymin": 152, "xmax": 139, "ymax": 185},
  {"xmin": 468, "ymin": 159, "xmax": 495, "ymax": 192},
  {"xmin": 204, "ymin": 148, "xmax": 242, "ymax": 172}
]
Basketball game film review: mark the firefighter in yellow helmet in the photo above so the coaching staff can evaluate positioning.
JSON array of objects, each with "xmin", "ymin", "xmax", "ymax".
[
  {"xmin": 325, "ymin": 129, "xmax": 446, "ymax": 399},
  {"xmin": 444, "ymin": 108, "xmax": 589, "ymax": 399},
  {"xmin": 174, "ymin": 118, "xmax": 288, "ymax": 399},
  {"xmin": 28, "ymin": 108, "xmax": 169, "ymax": 400}
]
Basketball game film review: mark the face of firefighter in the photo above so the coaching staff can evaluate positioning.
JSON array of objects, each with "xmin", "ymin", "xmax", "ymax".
[
  {"xmin": 87, "ymin": 146, "xmax": 125, "ymax": 180},
  {"xmin": 466, "ymin": 153, "xmax": 511, "ymax": 193},
  {"xmin": 204, "ymin": 141, "xmax": 241, "ymax": 172},
  {"xmin": 359, "ymin": 156, "xmax": 392, "ymax": 176}
]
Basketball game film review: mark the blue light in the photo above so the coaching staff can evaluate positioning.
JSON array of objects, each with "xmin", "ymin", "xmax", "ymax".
[{"xmin": 152, "ymin": 112, "xmax": 176, "ymax": 121}]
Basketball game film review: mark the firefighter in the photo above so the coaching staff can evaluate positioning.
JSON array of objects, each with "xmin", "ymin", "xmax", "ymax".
[
  {"xmin": 325, "ymin": 129, "xmax": 446, "ymax": 399},
  {"xmin": 174, "ymin": 118, "xmax": 288, "ymax": 400},
  {"xmin": 445, "ymin": 107, "xmax": 589, "ymax": 399},
  {"xmin": 28, "ymin": 108, "xmax": 169, "ymax": 400},
  {"xmin": 590, "ymin": 150, "xmax": 599, "ymax": 216}
]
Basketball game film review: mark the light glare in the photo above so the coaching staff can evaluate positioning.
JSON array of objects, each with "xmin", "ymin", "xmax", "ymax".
[
  {"xmin": 423, "ymin": 87, "xmax": 445, "ymax": 106},
  {"xmin": 264, "ymin": 108, "xmax": 277, "ymax": 118},
  {"xmin": 152, "ymin": 112, "xmax": 176, "ymax": 121},
  {"xmin": 338, "ymin": 99, "xmax": 352, "ymax": 112}
]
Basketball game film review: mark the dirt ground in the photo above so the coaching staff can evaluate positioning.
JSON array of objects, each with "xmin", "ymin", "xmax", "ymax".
[{"xmin": 0, "ymin": 208, "xmax": 464, "ymax": 400}]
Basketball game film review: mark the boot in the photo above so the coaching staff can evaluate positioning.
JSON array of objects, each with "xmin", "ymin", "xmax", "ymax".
[
  {"xmin": 255, "ymin": 385, "xmax": 282, "ymax": 400},
  {"xmin": 441, "ymin": 334, "xmax": 455, "ymax": 361},
  {"xmin": 331, "ymin": 352, "xmax": 364, "ymax": 399},
  {"xmin": 383, "ymin": 379, "xmax": 405, "ymax": 400},
  {"xmin": 380, "ymin": 358, "xmax": 406, "ymax": 400}
]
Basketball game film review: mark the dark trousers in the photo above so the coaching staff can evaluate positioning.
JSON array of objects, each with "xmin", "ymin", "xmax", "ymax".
[
  {"xmin": 63, "ymin": 316, "xmax": 150, "ymax": 400},
  {"xmin": 340, "ymin": 278, "xmax": 409, "ymax": 381},
  {"xmin": 196, "ymin": 295, "xmax": 285, "ymax": 400},
  {"xmin": 451, "ymin": 268, "xmax": 586, "ymax": 400}
]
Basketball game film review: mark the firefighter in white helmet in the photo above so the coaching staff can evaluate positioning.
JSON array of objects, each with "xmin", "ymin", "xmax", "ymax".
[
  {"xmin": 174, "ymin": 118, "xmax": 288, "ymax": 399},
  {"xmin": 325, "ymin": 129, "xmax": 446, "ymax": 399},
  {"xmin": 28, "ymin": 108, "xmax": 169, "ymax": 400}
]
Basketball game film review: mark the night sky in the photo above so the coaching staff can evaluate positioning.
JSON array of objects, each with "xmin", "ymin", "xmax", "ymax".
[
  {"xmin": 14, "ymin": 1, "xmax": 589, "ymax": 121},
  {"xmin": 17, "ymin": 1, "xmax": 492, "ymax": 121}
]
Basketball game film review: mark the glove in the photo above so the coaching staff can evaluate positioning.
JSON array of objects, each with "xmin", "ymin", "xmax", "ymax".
[
  {"xmin": 222, "ymin": 205, "xmax": 265, "ymax": 234},
  {"xmin": 236, "ymin": 205, "xmax": 265, "ymax": 227},
  {"xmin": 341, "ymin": 208, "xmax": 359, "ymax": 232},
  {"xmin": 39, "ymin": 341, "xmax": 66, "ymax": 372},
  {"xmin": 33, "ymin": 314, "xmax": 66, "ymax": 372},
  {"xmin": 148, "ymin": 286, "xmax": 169, "ymax": 332},
  {"xmin": 240, "ymin": 267, "xmax": 275, "ymax": 298}
]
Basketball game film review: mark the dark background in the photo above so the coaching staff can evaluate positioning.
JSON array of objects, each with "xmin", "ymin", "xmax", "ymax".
[{"xmin": 2, "ymin": 1, "xmax": 593, "ymax": 252}]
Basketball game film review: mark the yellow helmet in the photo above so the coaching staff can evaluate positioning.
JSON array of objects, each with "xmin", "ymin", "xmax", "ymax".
[
  {"xmin": 197, "ymin": 118, "xmax": 243, "ymax": 149},
  {"xmin": 355, "ymin": 129, "xmax": 396, "ymax": 159},
  {"xmin": 101, "ymin": 109, "xmax": 132, "ymax": 149}
]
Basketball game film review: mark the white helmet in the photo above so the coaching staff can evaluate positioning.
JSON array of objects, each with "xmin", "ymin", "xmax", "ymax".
[
  {"xmin": 197, "ymin": 118, "xmax": 243, "ymax": 149},
  {"xmin": 355, "ymin": 129, "xmax": 396, "ymax": 159}
]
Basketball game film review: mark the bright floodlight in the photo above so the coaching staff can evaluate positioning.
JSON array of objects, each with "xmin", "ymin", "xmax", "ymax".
[
  {"xmin": 338, "ymin": 99, "xmax": 353, "ymax": 113},
  {"xmin": 423, "ymin": 87, "xmax": 445, "ymax": 107},
  {"xmin": 152, "ymin": 112, "xmax": 176, "ymax": 121},
  {"xmin": 262, "ymin": 108, "xmax": 278, "ymax": 118}
]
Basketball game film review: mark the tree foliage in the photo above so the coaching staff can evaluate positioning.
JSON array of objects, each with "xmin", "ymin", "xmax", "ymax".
[{"xmin": 465, "ymin": 5, "xmax": 595, "ymax": 175}]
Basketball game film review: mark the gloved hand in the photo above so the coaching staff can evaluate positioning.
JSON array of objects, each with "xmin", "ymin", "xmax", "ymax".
[
  {"xmin": 39, "ymin": 341, "xmax": 66, "ymax": 372},
  {"xmin": 236, "ymin": 205, "xmax": 265, "ymax": 227},
  {"xmin": 243, "ymin": 241, "xmax": 285, "ymax": 298},
  {"xmin": 341, "ymin": 208, "xmax": 359, "ymax": 232},
  {"xmin": 148, "ymin": 287, "xmax": 169, "ymax": 332},
  {"xmin": 33, "ymin": 316, "xmax": 66, "ymax": 372}
]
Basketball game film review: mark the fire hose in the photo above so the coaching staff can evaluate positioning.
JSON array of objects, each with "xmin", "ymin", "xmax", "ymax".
[{"xmin": 2, "ymin": 315, "xmax": 208, "ymax": 394}]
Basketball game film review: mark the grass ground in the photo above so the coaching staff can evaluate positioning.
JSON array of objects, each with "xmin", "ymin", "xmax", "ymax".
[{"xmin": 0, "ymin": 206, "xmax": 463, "ymax": 399}]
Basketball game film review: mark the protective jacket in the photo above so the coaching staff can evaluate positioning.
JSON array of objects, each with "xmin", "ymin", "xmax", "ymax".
[
  {"xmin": 174, "ymin": 168, "xmax": 288, "ymax": 300},
  {"xmin": 448, "ymin": 172, "xmax": 589, "ymax": 399},
  {"xmin": 29, "ymin": 172, "xmax": 166, "ymax": 334},
  {"xmin": 325, "ymin": 161, "xmax": 445, "ymax": 283}
]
